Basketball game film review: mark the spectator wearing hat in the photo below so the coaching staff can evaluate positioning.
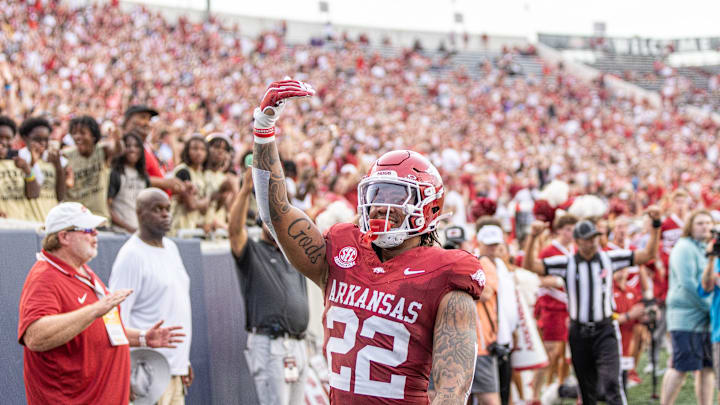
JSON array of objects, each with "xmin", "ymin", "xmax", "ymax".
[
  {"xmin": 0, "ymin": 115, "xmax": 38, "ymax": 219},
  {"xmin": 228, "ymin": 166, "xmax": 309, "ymax": 405},
  {"xmin": 477, "ymin": 219, "xmax": 519, "ymax": 405},
  {"xmin": 63, "ymin": 115, "xmax": 121, "ymax": 221},
  {"xmin": 110, "ymin": 188, "xmax": 194, "ymax": 404},
  {"xmin": 443, "ymin": 225, "xmax": 467, "ymax": 250},
  {"xmin": 524, "ymin": 208, "xmax": 661, "ymax": 405},
  {"xmin": 662, "ymin": 209, "xmax": 714, "ymax": 405},
  {"xmin": 18, "ymin": 202, "xmax": 184, "ymax": 405},
  {"xmin": 17, "ymin": 117, "xmax": 66, "ymax": 222},
  {"xmin": 122, "ymin": 105, "xmax": 183, "ymax": 195}
]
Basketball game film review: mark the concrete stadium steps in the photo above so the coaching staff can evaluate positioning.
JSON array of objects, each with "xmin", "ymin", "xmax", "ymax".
[{"xmin": 288, "ymin": 43, "xmax": 544, "ymax": 81}]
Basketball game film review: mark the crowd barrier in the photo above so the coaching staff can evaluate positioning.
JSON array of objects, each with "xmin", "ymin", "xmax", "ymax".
[{"xmin": 0, "ymin": 229, "xmax": 261, "ymax": 404}]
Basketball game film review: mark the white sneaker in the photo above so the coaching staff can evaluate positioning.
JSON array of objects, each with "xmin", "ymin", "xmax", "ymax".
[
  {"xmin": 643, "ymin": 364, "xmax": 666, "ymax": 375},
  {"xmin": 541, "ymin": 382, "xmax": 560, "ymax": 405}
]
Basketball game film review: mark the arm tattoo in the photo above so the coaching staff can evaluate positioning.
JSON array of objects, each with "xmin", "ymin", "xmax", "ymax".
[
  {"xmin": 268, "ymin": 173, "xmax": 291, "ymax": 221},
  {"xmin": 254, "ymin": 142, "xmax": 290, "ymax": 221},
  {"xmin": 253, "ymin": 142, "xmax": 277, "ymax": 170},
  {"xmin": 431, "ymin": 290, "xmax": 477, "ymax": 404},
  {"xmin": 287, "ymin": 218, "xmax": 326, "ymax": 265}
]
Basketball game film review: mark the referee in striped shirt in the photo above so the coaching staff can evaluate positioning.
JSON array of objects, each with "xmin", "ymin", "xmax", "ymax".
[{"xmin": 524, "ymin": 207, "xmax": 662, "ymax": 405}]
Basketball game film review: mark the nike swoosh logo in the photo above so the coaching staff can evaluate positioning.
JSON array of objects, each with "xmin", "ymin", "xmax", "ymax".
[
  {"xmin": 78, "ymin": 293, "xmax": 87, "ymax": 304},
  {"xmin": 403, "ymin": 268, "xmax": 425, "ymax": 276}
]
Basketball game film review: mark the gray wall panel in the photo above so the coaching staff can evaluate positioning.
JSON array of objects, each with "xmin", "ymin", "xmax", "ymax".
[{"xmin": 0, "ymin": 230, "xmax": 254, "ymax": 405}]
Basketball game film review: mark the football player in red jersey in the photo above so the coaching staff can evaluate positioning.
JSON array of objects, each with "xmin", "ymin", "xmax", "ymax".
[{"xmin": 249, "ymin": 80, "xmax": 486, "ymax": 404}]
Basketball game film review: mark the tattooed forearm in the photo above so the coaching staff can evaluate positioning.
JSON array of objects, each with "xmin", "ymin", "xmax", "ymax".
[
  {"xmin": 251, "ymin": 139, "xmax": 330, "ymax": 288},
  {"xmin": 287, "ymin": 218, "xmax": 326, "ymax": 264},
  {"xmin": 253, "ymin": 142, "xmax": 290, "ymax": 222},
  {"xmin": 253, "ymin": 142, "xmax": 278, "ymax": 170},
  {"xmin": 268, "ymin": 173, "xmax": 291, "ymax": 221},
  {"xmin": 431, "ymin": 290, "xmax": 477, "ymax": 405}
]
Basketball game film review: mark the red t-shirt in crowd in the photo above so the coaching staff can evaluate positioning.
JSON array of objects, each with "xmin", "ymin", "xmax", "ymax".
[
  {"xmin": 613, "ymin": 286, "xmax": 641, "ymax": 357},
  {"xmin": 322, "ymin": 223, "xmax": 485, "ymax": 404},
  {"xmin": 17, "ymin": 250, "xmax": 130, "ymax": 405},
  {"xmin": 657, "ymin": 214, "xmax": 683, "ymax": 300},
  {"xmin": 606, "ymin": 241, "xmax": 643, "ymax": 294},
  {"xmin": 144, "ymin": 146, "xmax": 165, "ymax": 179}
]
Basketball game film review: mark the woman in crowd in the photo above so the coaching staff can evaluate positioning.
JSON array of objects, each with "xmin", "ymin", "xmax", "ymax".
[
  {"xmin": 170, "ymin": 134, "xmax": 210, "ymax": 236},
  {"xmin": 203, "ymin": 133, "xmax": 236, "ymax": 234},
  {"xmin": 108, "ymin": 132, "xmax": 150, "ymax": 233}
]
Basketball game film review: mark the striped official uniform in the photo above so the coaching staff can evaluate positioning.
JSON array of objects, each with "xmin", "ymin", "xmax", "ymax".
[{"xmin": 543, "ymin": 249, "xmax": 634, "ymax": 405}]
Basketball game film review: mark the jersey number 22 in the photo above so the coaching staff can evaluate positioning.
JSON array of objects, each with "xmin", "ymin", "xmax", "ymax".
[{"xmin": 326, "ymin": 305, "xmax": 411, "ymax": 399}]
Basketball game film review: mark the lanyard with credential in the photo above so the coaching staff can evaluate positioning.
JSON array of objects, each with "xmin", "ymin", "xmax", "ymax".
[
  {"xmin": 38, "ymin": 252, "xmax": 106, "ymax": 298},
  {"xmin": 37, "ymin": 252, "xmax": 129, "ymax": 346}
]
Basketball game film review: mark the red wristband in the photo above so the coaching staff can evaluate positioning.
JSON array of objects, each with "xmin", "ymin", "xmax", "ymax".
[{"xmin": 253, "ymin": 127, "xmax": 275, "ymax": 138}]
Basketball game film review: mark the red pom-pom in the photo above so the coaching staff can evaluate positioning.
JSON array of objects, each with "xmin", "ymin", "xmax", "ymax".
[
  {"xmin": 470, "ymin": 197, "xmax": 497, "ymax": 221},
  {"xmin": 533, "ymin": 199, "xmax": 557, "ymax": 225}
]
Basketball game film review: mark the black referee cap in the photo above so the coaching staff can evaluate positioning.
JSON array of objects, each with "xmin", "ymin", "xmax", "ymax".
[{"xmin": 573, "ymin": 220, "xmax": 601, "ymax": 240}]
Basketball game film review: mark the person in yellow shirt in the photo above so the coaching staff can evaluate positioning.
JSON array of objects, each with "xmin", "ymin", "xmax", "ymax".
[
  {"xmin": 0, "ymin": 115, "xmax": 39, "ymax": 220},
  {"xmin": 170, "ymin": 135, "xmax": 210, "ymax": 236},
  {"xmin": 18, "ymin": 117, "xmax": 65, "ymax": 222},
  {"xmin": 203, "ymin": 133, "xmax": 236, "ymax": 234},
  {"xmin": 63, "ymin": 116, "xmax": 121, "ymax": 222}
]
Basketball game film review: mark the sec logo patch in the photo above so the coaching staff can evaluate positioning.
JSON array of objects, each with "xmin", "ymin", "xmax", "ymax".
[
  {"xmin": 471, "ymin": 269, "xmax": 486, "ymax": 288},
  {"xmin": 334, "ymin": 246, "xmax": 358, "ymax": 269}
]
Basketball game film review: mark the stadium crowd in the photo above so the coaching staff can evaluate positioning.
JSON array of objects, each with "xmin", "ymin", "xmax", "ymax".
[{"xmin": 4, "ymin": 1, "xmax": 720, "ymax": 404}]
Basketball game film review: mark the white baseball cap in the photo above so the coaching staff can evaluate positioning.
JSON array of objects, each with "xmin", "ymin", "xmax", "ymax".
[
  {"xmin": 477, "ymin": 225, "xmax": 504, "ymax": 245},
  {"xmin": 44, "ymin": 202, "xmax": 107, "ymax": 234},
  {"xmin": 130, "ymin": 349, "xmax": 171, "ymax": 405}
]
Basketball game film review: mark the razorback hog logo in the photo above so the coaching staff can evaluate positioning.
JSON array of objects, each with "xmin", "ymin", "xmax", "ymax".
[
  {"xmin": 471, "ymin": 269, "xmax": 486, "ymax": 289},
  {"xmin": 334, "ymin": 246, "xmax": 358, "ymax": 269}
]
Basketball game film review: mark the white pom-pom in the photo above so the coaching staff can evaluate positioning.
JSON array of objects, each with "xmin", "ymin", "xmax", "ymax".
[
  {"xmin": 568, "ymin": 195, "xmax": 608, "ymax": 220},
  {"xmin": 316, "ymin": 201, "xmax": 356, "ymax": 233},
  {"xmin": 539, "ymin": 180, "xmax": 569, "ymax": 208}
]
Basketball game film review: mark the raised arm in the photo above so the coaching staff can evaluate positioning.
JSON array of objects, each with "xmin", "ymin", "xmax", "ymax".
[
  {"xmin": 523, "ymin": 221, "xmax": 548, "ymax": 275},
  {"xmin": 634, "ymin": 206, "xmax": 661, "ymax": 265},
  {"xmin": 250, "ymin": 80, "xmax": 329, "ymax": 289},
  {"xmin": 431, "ymin": 290, "xmax": 478, "ymax": 405},
  {"xmin": 47, "ymin": 149, "xmax": 66, "ymax": 201},
  {"xmin": 228, "ymin": 168, "xmax": 253, "ymax": 256},
  {"xmin": 13, "ymin": 156, "xmax": 39, "ymax": 198}
]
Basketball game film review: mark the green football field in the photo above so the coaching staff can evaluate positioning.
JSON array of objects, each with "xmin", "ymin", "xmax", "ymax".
[
  {"xmin": 547, "ymin": 349, "xmax": 705, "ymax": 405},
  {"xmin": 624, "ymin": 349, "xmax": 706, "ymax": 405}
]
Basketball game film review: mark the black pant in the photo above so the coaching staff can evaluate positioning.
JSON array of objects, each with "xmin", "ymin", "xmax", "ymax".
[
  {"xmin": 497, "ymin": 354, "xmax": 512, "ymax": 405},
  {"xmin": 569, "ymin": 320, "xmax": 626, "ymax": 405}
]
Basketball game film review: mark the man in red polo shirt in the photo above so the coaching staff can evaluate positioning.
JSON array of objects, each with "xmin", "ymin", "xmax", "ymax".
[{"xmin": 18, "ymin": 202, "xmax": 185, "ymax": 405}]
